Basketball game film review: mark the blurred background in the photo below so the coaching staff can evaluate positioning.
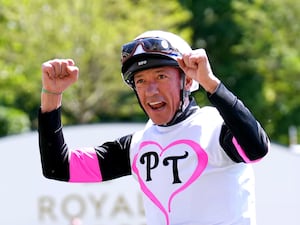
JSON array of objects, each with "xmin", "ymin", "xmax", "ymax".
[
  {"xmin": 0, "ymin": 0, "xmax": 300, "ymax": 224},
  {"xmin": 1, "ymin": 0, "xmax": 300, "ymax": 144}
]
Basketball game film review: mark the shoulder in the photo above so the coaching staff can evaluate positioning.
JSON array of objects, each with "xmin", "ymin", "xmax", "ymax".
[
  {"xmin": 199, "ymin": 105, "xmax": 219, "ymax": 114},
  {"xmin": 195, "ymin": 106, "xmax": 223, "ymax": 122}
]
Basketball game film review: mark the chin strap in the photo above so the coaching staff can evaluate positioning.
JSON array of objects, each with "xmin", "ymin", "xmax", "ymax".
[
  {"xmin": 163, "ymin": 71, "xmax": 190, "ymax": 126},
  {"xmin": 178, "ymin": 70, "xmax": 191, "ymax": 112}
]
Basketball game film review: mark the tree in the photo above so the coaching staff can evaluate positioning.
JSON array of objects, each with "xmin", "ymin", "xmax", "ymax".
[
  {"xmin": 180, "ymin": 0, "xmax": 300, "ymax": 145},
  {"xmin": 179, "ymin": 0, "xmax": 267, "ymax": 123},
  {"xmin": 0, "ymin": 2, "xmax": 34, "ymax": 136},
  {"xmin": 0, "ymin": 0, "xmax": 192, "ymax": 136},
  {"xmin": 232, "ymin": 0, "xmax": 300, "ymax": 144}
]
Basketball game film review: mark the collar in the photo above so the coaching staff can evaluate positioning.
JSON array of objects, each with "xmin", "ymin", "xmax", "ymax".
[{"xmin": 159, "ymin": 96, "xmax": 198, "ymax": 127}]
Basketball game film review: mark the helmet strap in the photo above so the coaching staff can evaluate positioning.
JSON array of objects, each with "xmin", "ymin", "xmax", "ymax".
[
  {"xmin": 162, "ymin": 70, "xmax": 190, "ymax": 126},
  {"xmin": 179, "ymin": 70, "xmax": 190, "ymax": 112}
]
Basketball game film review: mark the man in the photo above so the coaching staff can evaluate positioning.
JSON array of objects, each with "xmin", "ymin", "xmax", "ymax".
[{"xmin": 38, "ymin": 30, "xmax": 269, "ymax": 225}]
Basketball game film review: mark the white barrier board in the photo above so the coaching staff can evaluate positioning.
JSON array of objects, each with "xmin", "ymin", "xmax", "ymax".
[{"xmin": 0, "ymin": 123, "xmax": 300, "ymax": 225}]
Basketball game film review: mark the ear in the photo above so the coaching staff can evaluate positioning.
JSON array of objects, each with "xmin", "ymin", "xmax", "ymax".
[{"xmin": 184, "ymin": 76, "xmax": 193, "ymax": 91}]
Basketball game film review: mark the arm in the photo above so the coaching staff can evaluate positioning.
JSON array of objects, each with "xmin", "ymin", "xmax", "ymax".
[
  {"xmin": 208, "ymin": 83, "xmax": 269, "ymax": 162},
  {"xmin": 38, "ymin": 59, "xmax": 132, "ymax": 182},
  {"xmin": 38, "ymin": 107, "xmax": 69, "ymax": 181},
  {"xmin": 38, "ymin": 107, "xmax": 133, "ymax": 182},
  {"xmin": 178, "ymin": 49, "xmax": 269, "ymax": 162},
  {"xmin": 38, "ymin": 58, "xmax": 79, "ymax": 180}
]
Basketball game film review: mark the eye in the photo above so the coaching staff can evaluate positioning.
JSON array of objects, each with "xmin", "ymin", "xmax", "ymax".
[
  {"xmin": 157, "ymin": 74, "xmax": 167, "ymax": 80},
  {"xmin": 135, "ymin": 78, "xmax": 145, "ymax": 85}
]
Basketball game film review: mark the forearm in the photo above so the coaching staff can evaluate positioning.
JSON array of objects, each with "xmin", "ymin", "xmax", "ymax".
[
  {"xmin": 38, "ymin": 107, "xmax": 133, "ymax": 182},
  {"xmin": 38, "ymin": 107, "xmax": 70, "ymax": 181},
  {"xmin": 208, "ymin": 83, "xmax": 269, "ymax": 160}
]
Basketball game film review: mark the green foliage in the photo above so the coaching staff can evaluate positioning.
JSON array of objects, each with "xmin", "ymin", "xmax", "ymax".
[
  {"xmin": 180, "ymin": 0, "xmax": 267, "ymax": 116},
  {"xmin": 232, "ymin": 0, "xmax": 300, "ymax": 144},
  {"xmin": 1, "ymin": 0, "xmax": 300, "ymax": 144},
  {"xmin": 0, "ymin": 0, "xmax": 192, "ymax": 136},
  {"xmin": 0, "ymin": 106, "xmax": 30, "ymax": 136},
  {"xmin": 181, "ymin": 0, "xmax": 300, "ymax": 145}
]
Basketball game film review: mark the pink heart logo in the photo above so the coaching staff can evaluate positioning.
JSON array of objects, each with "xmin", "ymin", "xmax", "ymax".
[{"xmin": 132, "ymin": 139, "xmax": 208, "ymax": 225}]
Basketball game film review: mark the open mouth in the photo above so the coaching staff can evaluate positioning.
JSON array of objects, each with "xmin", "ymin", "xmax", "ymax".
[{"xmin": 148, "ymin": 101, "xmax": 166, "ymax": 110}]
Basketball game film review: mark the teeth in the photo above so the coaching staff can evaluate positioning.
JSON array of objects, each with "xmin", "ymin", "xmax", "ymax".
[
  {"xmin": 149, "ymin": 101, "xmax": 162, "ymax": 106},
  {"xmin": 148, "ymin": 101, "xmax": 165, "ymax": 110}
]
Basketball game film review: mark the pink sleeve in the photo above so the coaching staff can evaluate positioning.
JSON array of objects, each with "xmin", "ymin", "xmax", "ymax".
[{"xmin": 69, "ymin": 147, "xmax": 103, "ymax": 182}]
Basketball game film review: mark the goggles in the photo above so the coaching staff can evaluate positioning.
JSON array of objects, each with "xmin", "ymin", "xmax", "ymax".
[{"xmin": 121, "ymin": 37, "xmax": 181, "ymax": 64}]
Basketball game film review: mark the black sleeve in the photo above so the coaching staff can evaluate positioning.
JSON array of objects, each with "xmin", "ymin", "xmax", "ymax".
[
  {"xmin": 95, "ymin": 134, "xmax": 133, "ymax": 181},
  {"xmin": 38, "ymin": 107, "xmax": 133, "ymax": 182},
  {"xmin": 208, "ymin": 83, "xmax": 269, "ymax": 162},
  {"xmin": 38, "ymin": 107, "xmax": 69, "ymax": 181}
]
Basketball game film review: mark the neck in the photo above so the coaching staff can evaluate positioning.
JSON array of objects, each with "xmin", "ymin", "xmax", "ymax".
[{"xmin": 160, "ymin": 96, "xmax": 197, "ymax": 127}]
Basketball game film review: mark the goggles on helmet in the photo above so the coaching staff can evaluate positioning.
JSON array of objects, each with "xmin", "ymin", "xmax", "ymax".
[{"xmin": 121, "ymin": 37, "xmax": 181, "ymax": 64}]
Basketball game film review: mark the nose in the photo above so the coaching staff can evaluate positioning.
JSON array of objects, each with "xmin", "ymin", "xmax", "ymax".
[{"xmin": 145, "ymin": 81, "xmax": 159, "ymax": 96}]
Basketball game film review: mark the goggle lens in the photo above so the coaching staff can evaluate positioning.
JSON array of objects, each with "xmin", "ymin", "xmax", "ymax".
[{"xmin": 121, "ymin": 37, "xmax": 180, "ymax": 63}]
